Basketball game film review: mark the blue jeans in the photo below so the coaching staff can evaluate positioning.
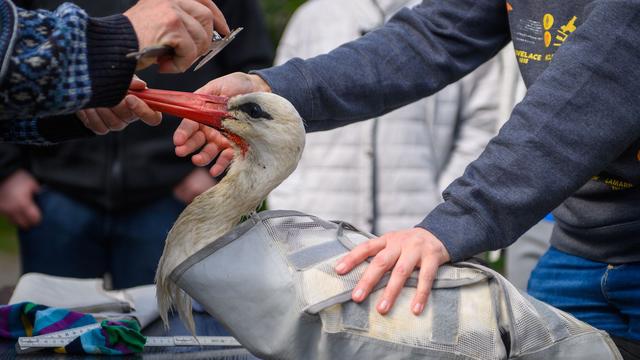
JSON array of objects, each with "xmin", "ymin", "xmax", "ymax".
[
  {"xmin": 19, "ymin": 189, "xmax": 185, "ymax": 289},
  {"xmin": 528, "ymin": 246, "xmax": 640, "ymax": 341}
]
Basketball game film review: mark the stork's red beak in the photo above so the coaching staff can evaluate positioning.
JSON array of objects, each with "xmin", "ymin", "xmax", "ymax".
[{"xmin": 128, "ymin": 89, "xmax": 229, "ymax": 129}]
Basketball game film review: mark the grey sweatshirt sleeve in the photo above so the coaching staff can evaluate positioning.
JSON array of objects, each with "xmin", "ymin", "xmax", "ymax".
[
  {"xmin": 419, "ymin": 1, "xmax": 640, "ymax": 261},
  {"xmin": 255, "ymin": 0, "xmax": 510, "ymax": 130}
]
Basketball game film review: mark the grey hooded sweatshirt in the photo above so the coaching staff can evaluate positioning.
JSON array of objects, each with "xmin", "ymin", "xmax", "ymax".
[{"xmin": 256, "ymin": 0, "xmax": 640, "ymax": 263}]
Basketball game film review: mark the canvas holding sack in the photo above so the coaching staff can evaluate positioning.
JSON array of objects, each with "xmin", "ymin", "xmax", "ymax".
[{"xmin": 171, "ymin": 210, "xmax": 622, "ymax": 359}]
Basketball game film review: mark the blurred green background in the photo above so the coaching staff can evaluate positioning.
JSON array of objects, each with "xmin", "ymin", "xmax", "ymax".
[
  {"xmin": 0, "ymin": 217, "xmax": 16, "ymax": 254},
  {"xmin": 262, "ymin": 0, "xmax": 306, "ymax": 47}
]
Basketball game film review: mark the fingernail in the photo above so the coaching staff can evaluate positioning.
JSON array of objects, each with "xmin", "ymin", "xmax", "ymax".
[
  {"xmin": 413, "ymin": 302, "xmax": 424, "ymax": 314},
  {"xmin": 125, "ymin": 96, "xmax": 137, "ymax": 107},
  {"xmin": 378, "ymin": 300, "xmax": 389, "ymax": 313},
  {"xmin": 335, "ymin": 262, "xmax": 347, "ymax": 273},
  {"xmin": 353, "ymin": 288, "xmax": 364, "ymax": 301},
  {"xmin": 76, "ymin": 111, "xmax": 87, "ymax": 122}
]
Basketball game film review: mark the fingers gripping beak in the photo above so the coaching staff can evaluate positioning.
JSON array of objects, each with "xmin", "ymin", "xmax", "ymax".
[{"xmin": 127, "ymin": 89, "xmax": 230, "ymax": 129}]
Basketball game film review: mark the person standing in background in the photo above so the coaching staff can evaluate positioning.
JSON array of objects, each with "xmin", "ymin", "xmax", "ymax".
[
  {"xmin": 0, "ymin": 0, "xmax": 273, "ymax": 289},
  {"xmin": 269, "ymin": 0, "xmax": 505, "ymax": 236}
]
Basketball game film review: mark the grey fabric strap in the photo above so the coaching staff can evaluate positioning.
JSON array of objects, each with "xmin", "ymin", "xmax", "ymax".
[
  {"xmin": 288, "ymin": 241, "xmax": 347, "ymax": 270},
  {"xmin": 341, "ymin": 298, "xmax": 370, "ymax": 331},
  {"xmin": 430, "ymin": 288, "xmax": 460, "ymax": 345},
  {"xmin": 288, "ymin": 220, "xmax": 375, "ymax": 270}
]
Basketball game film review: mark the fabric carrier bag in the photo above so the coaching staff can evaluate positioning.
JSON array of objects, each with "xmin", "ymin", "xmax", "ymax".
[{"xmin": 171, "ymin": 210, "xmax": 622, "ymax": 360}]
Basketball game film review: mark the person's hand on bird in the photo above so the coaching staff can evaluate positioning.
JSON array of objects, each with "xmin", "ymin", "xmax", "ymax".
[
  {"xmin": 192, "ymin": 72, "xmax": 272, "ymax": 98},
  {"xmin": 334, "ymin": 227, "xmax": 451, "ymax": 315},
  {"xmin": 174, "ymin": 118, "xmax": 234, "ymax": 177},
  {"xmin": 124, "ymin": 0, "xmax": 230, "ymax": 72},
  {"xmin": 77, "ymin": 77, "xmax": 162, "ymax": 135},
  {"xmin": 173, "ymin": 72, "xmax": 271, "ymax": 175}
]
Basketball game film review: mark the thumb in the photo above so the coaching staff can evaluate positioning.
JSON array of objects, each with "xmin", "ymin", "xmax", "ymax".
[
  {"xmin": 129, "ymin": 75, "xmax": 147, "ymax": 90},
  {"xmin": 27, "ymin": 176, "xmax": 40, "ymax": 193},
  {"xmin": 24, "ymin": 202, "xmax": 42, "ymax": 227},
  {"xmin": 195, "ymin": 78, "xmax": 225, "ymax": 96}
]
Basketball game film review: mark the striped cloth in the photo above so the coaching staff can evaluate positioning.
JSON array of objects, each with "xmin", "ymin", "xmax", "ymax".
[{"xmin": 0, "ymin": 302, "xmax": 145, "ymax": 355}]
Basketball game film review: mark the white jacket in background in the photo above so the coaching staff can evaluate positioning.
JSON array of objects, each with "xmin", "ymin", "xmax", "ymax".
[{"xmin": 269, "ymin": 0, "xmax": 511, "ymax": 234}]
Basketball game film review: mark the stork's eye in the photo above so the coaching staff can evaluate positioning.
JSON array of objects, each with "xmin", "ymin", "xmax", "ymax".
[
  {"xmin": 237, "ymin": 102, "xmax": 273, "ymax": 120},
  {"xmin": 248, "ymin": 105, "xmax": 261, "ymax": 118}
]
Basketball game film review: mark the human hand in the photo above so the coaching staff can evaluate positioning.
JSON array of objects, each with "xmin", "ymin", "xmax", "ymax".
[
  {"xmin": 335, "ymin": 227, "xmax": 450, "ymax": 315},
  {"xmin": 0, "ymin": 170, "xmax": 41, "ymax": 229},
  {"xmin": 191, "ymin": 72, "xmax": 272, "ymax": 98},
  {"xmin": 173, "ymin": 168, "xmax": 217, "ymax": 204},
  {"xmin": 173, "ymin": 73, "xmax": 270, "ymax": 173},
  {"xmin": 174, "ymin": 118, "xmax": 233, "ymax": 177},
  {"xmin": 124, "ymin": 0, "xmax": 230, "ymax": 72},
  {"xmin": 77, "ymin": 77, "xmax": 162, "ymax": 135}
]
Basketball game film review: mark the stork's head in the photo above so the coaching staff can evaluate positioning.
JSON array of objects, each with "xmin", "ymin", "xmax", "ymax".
[
  {"xmin": 200, "ymin": 92, "xmax": 307, "ymax": 197},
  {"xmin": 224, "ymin": 92, "xmax": 304, "ymax": 147},
  {"xmin": 211, "ymin": 93, "xmax": 306, "ymax": 175}
]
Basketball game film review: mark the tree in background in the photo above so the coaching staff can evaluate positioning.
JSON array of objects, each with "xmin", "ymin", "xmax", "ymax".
[{"xmin": 261, "ymin": 0, "xmax": 306, "ymax": 47}]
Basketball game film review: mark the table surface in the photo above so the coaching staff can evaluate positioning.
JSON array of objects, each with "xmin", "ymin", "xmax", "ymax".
[{"xmin": 1, "ymin": 312, "xmax": 260, "ymax": 360}]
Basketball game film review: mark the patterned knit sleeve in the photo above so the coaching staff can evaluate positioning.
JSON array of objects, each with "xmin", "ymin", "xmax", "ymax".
[
  {"xmin": 0, "ymin": 3, "xmax": 91, "ymax": 120},
  {"xmin": 0, "ymin": 2, "xmax": 138, "ymax": 123}
]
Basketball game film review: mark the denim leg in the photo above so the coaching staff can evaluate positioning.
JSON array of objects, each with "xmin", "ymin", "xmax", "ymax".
[
  {"xmin": 528, "ymin": 247, "xmax": 629, "ymax": 337},
  {"xmin": 109, "ymin": 196, "xmax": 185, "ymax": 289},
  {"xmin": 19, "ymin": 189, "xmax": 106, "ymax": 278},
  {"xmin": 603, "ymin": 263, "xmax": 640, "ymax": 341}
]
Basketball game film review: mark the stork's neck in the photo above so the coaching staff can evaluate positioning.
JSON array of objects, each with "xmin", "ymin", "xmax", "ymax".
[{"xmin": 168, "ymin": 139, "xmax": 302, "ymax": 260}]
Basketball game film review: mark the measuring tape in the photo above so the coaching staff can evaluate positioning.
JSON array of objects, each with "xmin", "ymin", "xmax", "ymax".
[{"xmin": 16, "ymin": 323, "xmax": 241, "ymax": 354}]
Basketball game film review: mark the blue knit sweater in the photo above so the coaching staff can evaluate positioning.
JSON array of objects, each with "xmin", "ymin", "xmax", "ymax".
[{"xmin": 0, "ymin": 0, "xmax": 138, "ymax": 144}]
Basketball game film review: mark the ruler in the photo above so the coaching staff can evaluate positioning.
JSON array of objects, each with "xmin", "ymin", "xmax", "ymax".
[{"xmin": 16, "ymin": 323, "xmax": 241, "ymax": 354}]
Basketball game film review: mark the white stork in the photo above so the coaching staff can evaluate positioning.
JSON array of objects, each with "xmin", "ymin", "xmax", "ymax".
[{"xmin": 155, "ymin": 92, "xmax": 306, "ymax": 333}]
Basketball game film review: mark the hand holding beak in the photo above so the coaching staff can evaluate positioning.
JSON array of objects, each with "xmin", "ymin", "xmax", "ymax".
[
  {"xmin": 173, "ymin": 72, "xmax": 270, "ymax": 175},
  {"xmin": 77, "ymin": 77, "xmax": 162, "ymax": 134},
  {"xmin": 174, "ymin": 118, "xmax": 234, "ymax": 177}
]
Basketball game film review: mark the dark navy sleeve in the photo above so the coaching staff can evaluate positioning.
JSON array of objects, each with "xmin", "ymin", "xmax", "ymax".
[
  {"xmin": 419, "ymin": 0, "xmax": 640, "ymax": 261},
  {"xmin": 255, "ymin": 0, "xmax": 510, "ymax": 130}
]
